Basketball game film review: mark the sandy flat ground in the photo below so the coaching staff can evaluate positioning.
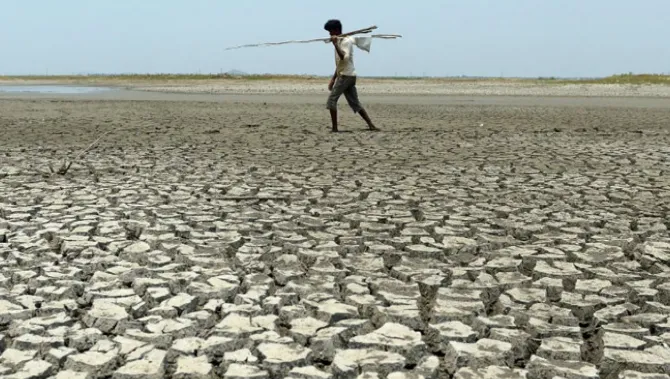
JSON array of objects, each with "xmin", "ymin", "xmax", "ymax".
[{"xmin": 1, "ymin": 83, "xmax": 670, "ymax": 378}]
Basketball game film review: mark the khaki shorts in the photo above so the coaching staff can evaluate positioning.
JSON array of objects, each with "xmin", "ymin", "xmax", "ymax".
[{"xmin": 326, "ymin": 75, "xmax": 363, "ymax": 113}]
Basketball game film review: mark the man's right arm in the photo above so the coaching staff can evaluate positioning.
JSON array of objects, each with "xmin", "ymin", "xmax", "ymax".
[{"xmin": 329, "ymin": 70, "xmax": 337, "ymax": 90}]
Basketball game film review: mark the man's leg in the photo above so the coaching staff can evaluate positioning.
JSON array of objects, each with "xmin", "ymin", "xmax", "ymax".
[
  {"xmin": 358, "ymin": 109, "xmax": 377, "ymax": 130},
  {"xmin": 344, "ymin": 78, "xmax": 378, "ymax": 130},
  {"xmin": 326, "ymin": 78, "xmax": 346, "ymax": 132},
  {"xmin": 329, "ymin": 109, "xmax": 338, "ymax": 132}
]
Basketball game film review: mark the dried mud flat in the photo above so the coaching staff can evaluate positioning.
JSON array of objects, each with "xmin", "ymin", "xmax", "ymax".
[{"xmin": 1, "ymin": 89, "xmax": 670, "ymax": 379}]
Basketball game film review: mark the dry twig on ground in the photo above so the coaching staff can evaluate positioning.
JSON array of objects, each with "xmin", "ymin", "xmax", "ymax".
[{"xmin": 49, "ymin": 129, "xmax": 112, "ymax": 176}]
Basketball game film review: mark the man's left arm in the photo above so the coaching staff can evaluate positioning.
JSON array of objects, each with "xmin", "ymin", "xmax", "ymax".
[{"xmin": 332, "ymin": 37, "xmax": 350, "ymax": 60}]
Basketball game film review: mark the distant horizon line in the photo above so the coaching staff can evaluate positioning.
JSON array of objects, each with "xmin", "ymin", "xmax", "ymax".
[{"xmin": 1, "ymin": 72, "xmax": 669, "ymax": 80}]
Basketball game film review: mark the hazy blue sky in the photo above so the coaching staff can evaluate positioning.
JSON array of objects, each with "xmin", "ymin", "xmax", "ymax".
[{"xmin": 1, "ymin": 0, "xmax": 668, "ymax": 77}]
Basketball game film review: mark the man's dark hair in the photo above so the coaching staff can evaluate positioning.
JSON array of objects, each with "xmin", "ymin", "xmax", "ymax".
[{"xmin": 324, "ymin": 19, "xmax": 342, "ymax": 33}]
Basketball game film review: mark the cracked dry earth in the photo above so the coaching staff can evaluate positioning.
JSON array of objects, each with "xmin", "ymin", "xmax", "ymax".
[{"xmin": 1, "ymin": 95, "xmax": 670, "ymax": 379}]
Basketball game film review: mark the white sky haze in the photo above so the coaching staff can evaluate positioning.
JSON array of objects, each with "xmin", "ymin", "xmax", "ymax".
[{"xmin": 1, "ymin": 0, "xmax": 668, "ymax": 77}]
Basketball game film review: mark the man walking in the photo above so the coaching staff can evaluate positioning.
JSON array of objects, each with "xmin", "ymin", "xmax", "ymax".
[{"xmin": 324, "ymin": 19, "xmax": 378, "ymax": 133}]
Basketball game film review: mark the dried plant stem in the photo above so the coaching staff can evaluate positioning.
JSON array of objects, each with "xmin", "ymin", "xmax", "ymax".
[{"xmin": 54, "ymin": 129, "xmax": 112, "ymax": 175}]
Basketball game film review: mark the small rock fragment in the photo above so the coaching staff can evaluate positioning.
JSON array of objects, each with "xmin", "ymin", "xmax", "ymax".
[
  {"xmin": 256, "ymin": 343, "xmax": 312, "ymax": 377},
  {"xmin": 332, "ymin": 349, "xmax": 406, "ymax": 379},
  {"xmin": 82, "ymin": 300, "xmax": 130, "ymax": 334},
  {"xmin": 526, "ymin": 355, "xmax": 599, "ymax": 379},
  {"xmin": 64, "ymin": 350, "xmax": 120, "ymax": 378},
  {"xmin": 287, "ymin": 365, "xmax": 332, "ymax": 379},
  {"xmin": 454, "ymin": 365, "xmax": 527, "ymax": 379},
  {"xmin": 349, "ymin": 323, "xmax": 426, "ymax": 364},
  {"xmin": 224, "ymin": 363, "xmax": 269, "ymax": 379},
  {"xmin": 53, "ymin": 370, "xmax": 91, "ymax": 379},
  {"xmin": 174, "ymin": 355, "xmax": 212, "ymax": 379},
  {"xmin": 112, "ymin": 348, "xmax": 166, "ymax": 379},
  {"xmin": 600, "ymin": 349, "xmax": 670, "ymax": 378}
]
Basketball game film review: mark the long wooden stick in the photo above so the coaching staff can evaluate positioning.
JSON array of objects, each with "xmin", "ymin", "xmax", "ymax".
[
  {"xmin": 340, "ymin": 25, "xmax": 378, "ymax": 37},
  {"xmin": 224, "ymin": 25, "xmax": 401, "ymax": 51}
]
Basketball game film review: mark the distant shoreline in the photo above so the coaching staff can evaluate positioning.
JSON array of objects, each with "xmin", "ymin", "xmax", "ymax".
[
  {"xmin": 2, "ymin": 73, "xmax": 670, "ymax": 98},
  {"xmin": 0, "ymin": 73, "xmax": 669, "ymax": 85}
]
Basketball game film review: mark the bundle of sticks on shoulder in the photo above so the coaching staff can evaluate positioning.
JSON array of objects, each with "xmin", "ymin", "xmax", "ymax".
[{"xmin": 225, "ymin": 25, "xmax": 401, "ymax": 52}]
